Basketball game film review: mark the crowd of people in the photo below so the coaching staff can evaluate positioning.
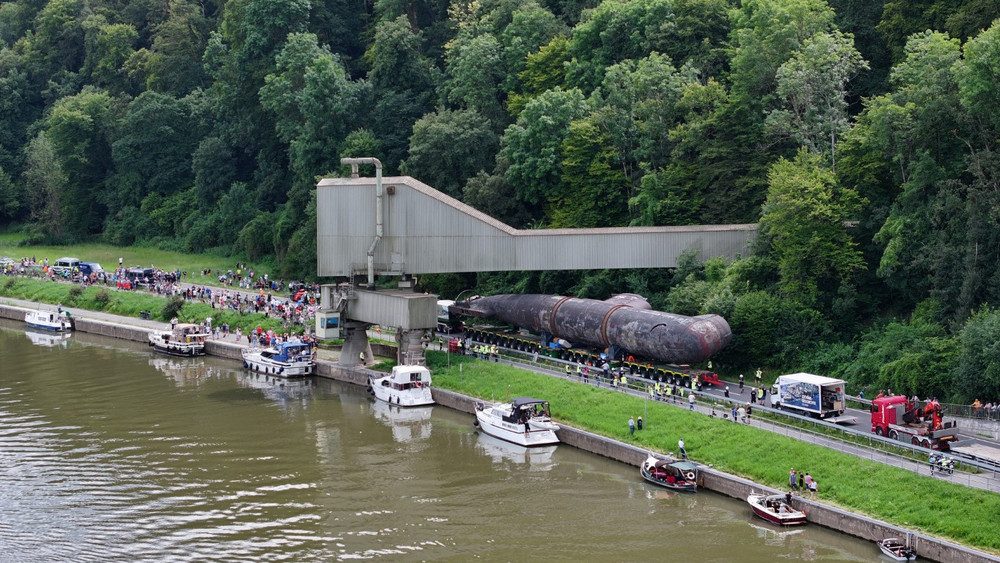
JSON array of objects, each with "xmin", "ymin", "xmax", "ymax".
[
  {"xmin": 2, "ymin": 256, "xmax": 321, "ymax": 332},
  {"xmin": 971, "ymin": 399, "xmax": 1000, "ymax": 420}
]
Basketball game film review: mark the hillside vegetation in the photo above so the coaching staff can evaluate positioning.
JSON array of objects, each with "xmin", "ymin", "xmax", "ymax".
[{"xmin": 2, "ymin": 0, "xmax": 1000, "ymax": 400}]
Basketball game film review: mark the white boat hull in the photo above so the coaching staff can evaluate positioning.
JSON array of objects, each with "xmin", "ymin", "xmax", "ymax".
[
  {"xmin": 25, "ymin": 311, "xmax": 72, "ymax": 332},
  {"xmin": 242, "ymin": 351, "xmax": 314, "ymax": 378},
  {"xmin": 475, "ymin": 408, "xmax": 559, "ymax": 447},
  {"xmin": 370, "ymin": 377, "xmax": 433, "ymax": 406}
]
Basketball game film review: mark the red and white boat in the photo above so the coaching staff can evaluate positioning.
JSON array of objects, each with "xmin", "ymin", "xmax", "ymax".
[{"xmin": 747, "ymin": 493, "xmax": 806, "ymax": 526}]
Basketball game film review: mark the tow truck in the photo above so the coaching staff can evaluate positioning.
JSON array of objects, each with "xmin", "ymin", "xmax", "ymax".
[{"xmin": 870, "ymin": 396, "xmax": 959, "ymax": 450}]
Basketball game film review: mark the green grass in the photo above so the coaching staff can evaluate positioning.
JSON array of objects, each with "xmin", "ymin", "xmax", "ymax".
[
  {"xmin": 0, "ymin": 277, "xmax": 292, "ymax": 335},
  {"xmin": 425, "ymin": 351, "xmax": 1000, "ymax": 553},
  {"xmin": 0, "ymin": 233, "xmax": 281, "ymax": 288}
]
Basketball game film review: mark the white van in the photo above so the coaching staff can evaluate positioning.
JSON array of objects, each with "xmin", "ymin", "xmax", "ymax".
[{"xmin": 51, "ymin": 257, "xmax": 81, "ymax": 274}]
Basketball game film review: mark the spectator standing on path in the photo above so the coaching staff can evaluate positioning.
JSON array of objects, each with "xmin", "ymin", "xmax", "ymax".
[
  {"xmin": 739, "ymin": 373, "xmax": 744, "ymax": 391},
  {"xmin": 688, "ymin": 391, "xmax": 696, "ymax": 410},
  {"xmin": 798, "ymin": 470, "xmax": 805, "ymax": 492},
  {"xmin": 738, "ymin": 405, "xmax": 746, "ymax": 423},
  {"xmin": 731, "ymin": 404, "xmax": 737, "ymax": 422},
  {"xmin": 628, "ymin": 416, "xmax": 635, "ymax": 436},
  {"xmin": 679, "ymin": 438, "xmax": 687, "ymax": 460},
  {"xmin": 637, "ymin": 416, "xmax": 643, "ymax": 430},
  {"xmin": 746, "ymin": 404, "xmax": 752, "ymax": 423},
  {"xmin": 789, "ymin": 468, "xmax": 797, "ymax": 490},
  {"xmin": 750, "ymin": 388, "xmax": 757, "ymax": 404}
]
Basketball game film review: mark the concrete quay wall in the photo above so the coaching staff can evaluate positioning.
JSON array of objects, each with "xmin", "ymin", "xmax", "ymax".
[{"xmin": 2, "ymin": 302, "xmax": 997, "ymax": 563}]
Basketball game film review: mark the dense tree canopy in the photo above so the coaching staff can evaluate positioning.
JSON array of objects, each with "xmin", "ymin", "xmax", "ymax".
[{"xmin": 3, "ymin": 0, "xmax": 1000, "ymax": 400}]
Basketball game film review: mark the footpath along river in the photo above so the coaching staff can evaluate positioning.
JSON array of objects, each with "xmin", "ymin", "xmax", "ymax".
[{"xmin": 0, "ymin": 318, "xmax": 882, "ymax": 562}]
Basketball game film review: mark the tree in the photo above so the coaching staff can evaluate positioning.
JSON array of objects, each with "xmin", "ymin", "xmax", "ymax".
[
  {"xmin": 442, "ymin": 33, "xmax": 506, "ymax": 126},
  {"xmin": 21, "ymin": 133, "xmax": 66, "ymax": 238},
  {"xmin": 766, "ymin": 30, "xmax": 868, "ymax": 170},
  {"xmin": 758, "ymin": 149, "xmax": 866, "ymax": 306},
  {"xmin": 0, "ymin": 165, "xmax": 23, "ymax": 225},
  {"xmin": 955, "ymin": 306, "xmax": 1000, "ymax": 402},
  {"xmin": 552, "ymin": 118, "xmax": 630, "ymax": 227},
  {"xmin": 401, "ymin": 109, "xmax": 499, "ymax": 198},
  {"xmin": 500, "ymin": 87, "xmax": 588, "ymax": 219}
]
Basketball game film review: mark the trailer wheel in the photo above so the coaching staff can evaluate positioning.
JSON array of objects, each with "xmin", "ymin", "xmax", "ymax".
[
  {"xmin": 921, "ymin": 438, "xmax": 931, "ymax": 449},
  {"xmin": 888, "ymin": 429, "xmax": 899, "ymax": 440},
  {"xmin": 912, "ymin": 436, "xmax": 921, "ymax": 446}
]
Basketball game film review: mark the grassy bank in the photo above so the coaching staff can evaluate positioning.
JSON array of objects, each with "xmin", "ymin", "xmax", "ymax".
[
  {"xmin": 0, "ymin": 233, "xmax": 277, "ymax": 288},
  {"xmin": 0, "ymin": 277, "xmax": 290, "ymax": 335},
  {"xmin": 425, "ymin": 351, "xmax": 1000, "ymax": 553}
]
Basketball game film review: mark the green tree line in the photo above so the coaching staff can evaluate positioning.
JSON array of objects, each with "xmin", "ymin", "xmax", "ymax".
[{"xmin": 2, "ymin": 0, "xmax": 1000, "ymax": 401}]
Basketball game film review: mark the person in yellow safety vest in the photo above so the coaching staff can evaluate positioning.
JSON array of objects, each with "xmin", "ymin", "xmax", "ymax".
[
  {"xmin": 620, "ymin": 374, "xmax": 628, "ymax": 389},
  {"xmin": 648, "ymin": 385, "xmax": 655, "ymax": 399},
  {"xmin": 565, "ymin": 363, "xmax": 572, "ymax": 377},
  {"xmin": 655, "ymin": 382, "xmax": 661, "ymax": 399},
  {"xmin": 576, "ymin": 363, "xmax": 583, "ymax": 379},
  {"xmin": 665, "ymin": 386, "xmax": 672, "ymax": 402}
]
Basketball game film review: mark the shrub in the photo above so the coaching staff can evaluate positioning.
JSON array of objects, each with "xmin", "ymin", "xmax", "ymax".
[
  {"xmin": 3, "ymin": 278, "xmax": 17, "ymax": 291},
  {"xmin": 92, "ymin": 288, "xmax": 112, "ymax": 308},
  {"xmin": 161, "ymin": 296, "xmax": 185, "ymax": 321},
  {"xmin": 67, "ymin": 285, "xmax": 84, "ymax": 303}
]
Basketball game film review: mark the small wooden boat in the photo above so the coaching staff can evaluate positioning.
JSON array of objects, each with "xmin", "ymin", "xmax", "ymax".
[
  {"xmin": 747, "ymin": 492, "xmax": 806, "ymax": 526},
  {"xmin": 640, "ymin": 453, "xmax": 698, "ymax": 492},
  {"xmin": 878, "ymin": 538, "xmax": 916, "ymax": 561}
]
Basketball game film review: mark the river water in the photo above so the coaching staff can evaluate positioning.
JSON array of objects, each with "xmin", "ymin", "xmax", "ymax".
[{"xmin": 0, "ymin": 319, "xmax": 879, "ymax": 562}]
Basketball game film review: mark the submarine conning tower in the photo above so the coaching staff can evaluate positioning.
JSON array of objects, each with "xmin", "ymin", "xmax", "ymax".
[{"xmin": 451, "ymin": 294, "xmax": 731, "ymax": 365}]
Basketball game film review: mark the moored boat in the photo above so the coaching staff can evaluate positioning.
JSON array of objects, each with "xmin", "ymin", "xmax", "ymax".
[
  {"xmin": 474, "ymin": 397, "xmax": 559, "ymax": 447},
  {"xmin": 241, "ymin": 341, "xmax": 315, "ymax": 378},
  {"xmin": 25, "ymin": 309, "xmax": 73, "ymax": 332},
  {"xmin": 640, "ymin": 453, "xmax": 699, "ymax": 492},
  {"xmin": 878, "ymin": 538, "xmax": 917, "ymax": 561},
  {"xmin": 148, "ymin": 323, "xmax": 209, "ymax": 356},
  {"xmin": 368, "ymin": 365, "xmax": 433, "ymax": 406},
  {"xmin": 747, "ymin": 492, "xmax": 807, "ymax": 526}
]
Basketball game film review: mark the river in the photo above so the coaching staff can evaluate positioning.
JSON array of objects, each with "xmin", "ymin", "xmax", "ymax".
[{"xmin": 0, "ymin": 319, "xmax": 879, "ymax": 561}]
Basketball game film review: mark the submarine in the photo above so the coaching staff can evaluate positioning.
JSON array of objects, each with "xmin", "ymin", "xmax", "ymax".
[{"xmin": 449, "ymin": 294, "xmax": 731, "ymax": 365}]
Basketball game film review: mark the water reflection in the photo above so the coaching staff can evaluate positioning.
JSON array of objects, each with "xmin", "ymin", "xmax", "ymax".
[
  {"xmin": 148, "ymin": 356, "xmax": 225, "ymax": 385},
  {"xmin": 474, "ymin": 430, "xmax": 558, "ymax": 470},
  {"xmin": 370, "ymin": 401, "xmax": 432, "ymax": 443},
  {"xmin": 237, "ymin": 371, "xmax": 317, "ymax": 409},
  {"xmin": 24, "ymin": 329, "xmax": 71, "ymax": 348}
]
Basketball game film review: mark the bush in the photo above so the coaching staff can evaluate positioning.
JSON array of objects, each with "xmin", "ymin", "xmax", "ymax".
[
  {"xmin": 67, "ymin": 285, "xmax": 83, "ymax": 303},
  {"xmin": 92, "ymin": 288, "xmax": 112, "ymax": 308},
  {"xmin": 3, "ymin": 278, "xmax": 17, "ymax": 291},
  {"xmin": 161, "ymin": 296, "xmax": 185, "ymax": 321}
]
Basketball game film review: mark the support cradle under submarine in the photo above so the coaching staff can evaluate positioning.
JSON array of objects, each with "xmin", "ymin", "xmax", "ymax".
[{"xmin": 449, "ymin": 294, "xmax": 731, "ymax": 365}]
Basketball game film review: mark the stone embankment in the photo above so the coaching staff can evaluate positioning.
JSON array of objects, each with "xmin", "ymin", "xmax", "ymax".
[{"xmin": 1, "ymin": 302, "xmax": 996, "ymax": 563}]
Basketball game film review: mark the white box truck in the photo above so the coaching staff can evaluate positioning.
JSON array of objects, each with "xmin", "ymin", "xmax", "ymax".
[{"xmin": 771, "ymin": 373, "xmax": 849, "ymax": 420}]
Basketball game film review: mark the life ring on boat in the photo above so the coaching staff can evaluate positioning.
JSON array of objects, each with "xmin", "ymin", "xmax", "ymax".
[{"xmin": 684, "ymin": 471, "xmax": 696, "ymax": 481}]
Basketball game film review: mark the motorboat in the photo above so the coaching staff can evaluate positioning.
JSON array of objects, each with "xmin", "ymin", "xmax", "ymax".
[
  {"xmin": 148, "ymin": 323, "xmax": 210, "ymax": 356},
  {"xmin": 25, "ymin": 309, "xmax": 73, "ymax": 332},
  {"xmin": 474, "ymin": 397, "xmax": 559, "ymax": 447},
  {"xmin": 640, "ymin": 452, "xmax": 699, "ymax": 492},
  {"xmin": 241, "ymin": 341, "xmax": 315, "ymax": 378},
  {"xmin": 747, "ymin": 492, "xmax": 807, "ymax": 526},
  {"xmin": 878, "ymin": 538, "xmax": 917, "ymax": 561},
  {"xmin": 368, "ymin": 365, "xmax": 433, "ymax": 406}
]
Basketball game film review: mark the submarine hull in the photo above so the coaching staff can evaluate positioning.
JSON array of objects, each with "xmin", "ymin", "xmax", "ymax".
[{"xmin": 451, "ymin": 294, "xmax": 731, "ymax": 365}]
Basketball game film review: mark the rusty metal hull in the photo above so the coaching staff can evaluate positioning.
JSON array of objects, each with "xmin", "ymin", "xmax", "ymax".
[{"xmin": 451, "ymin": 294, "xmax": 731, "ymax": 364}]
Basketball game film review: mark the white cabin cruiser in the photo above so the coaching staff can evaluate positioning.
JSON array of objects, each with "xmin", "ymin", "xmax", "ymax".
[
  {"xmin": 148, "ymin": 323, "xmax": 210, "ymax": 356},
  {"xmin": 368, "ymin": 365, "xmax": 433, "ymax": 406},
  {"xmin": 25, "ymin": 309, "xmax": 73, "ymax": 332},
  {"xmin": 474, "ymin": 397, "xmax": 559, "ymax": 447},
  {"xmin": 242, "ymin": 341, "xmax": 315, "ymax": 378}
]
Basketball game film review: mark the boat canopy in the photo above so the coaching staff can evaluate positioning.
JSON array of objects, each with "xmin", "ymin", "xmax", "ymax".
[
  {"xmin": 272, "ymin": 342, "xmax": 312, "ymax": 362},
  {"xmin": 512, "ymin": 397, "xmax": 548, "ymax": 408}
]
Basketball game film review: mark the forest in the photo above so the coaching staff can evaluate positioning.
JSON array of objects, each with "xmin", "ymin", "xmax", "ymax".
[{"xmin": 2, "ymin": 0, "xmax": 1000, "ymax": 401}]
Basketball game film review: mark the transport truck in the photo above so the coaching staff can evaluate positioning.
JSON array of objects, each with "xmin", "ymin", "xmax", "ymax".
[
  {"xmin": 869, "ymin": 395, "xmax": 959, "ymax": 450},
  {"xmin": 770, "ymin": 373, "xmax": 849, "ymax": 420}
]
